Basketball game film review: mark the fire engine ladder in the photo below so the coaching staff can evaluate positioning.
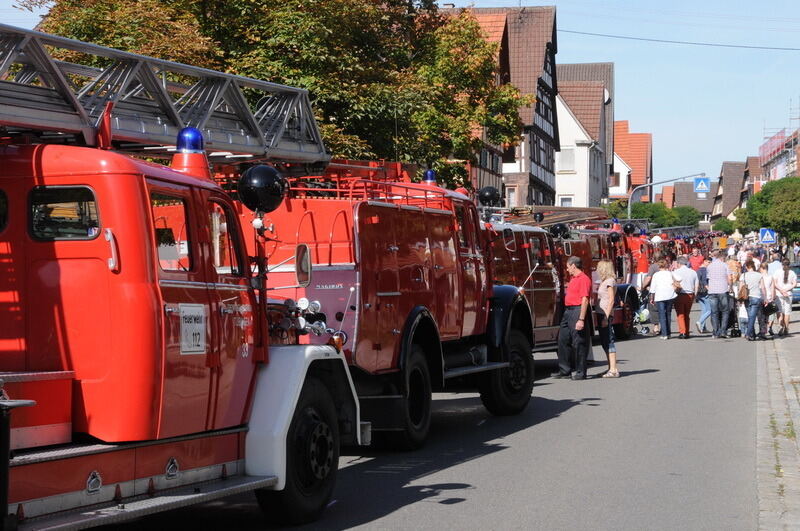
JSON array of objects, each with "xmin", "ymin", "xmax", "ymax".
[
  {"xmin": 484, "ymin": 205, "xmax": 609, "ymax": 227},
  {"xmin": 0, "ymin": 23, "xmax": 329, "ymax": 165}
]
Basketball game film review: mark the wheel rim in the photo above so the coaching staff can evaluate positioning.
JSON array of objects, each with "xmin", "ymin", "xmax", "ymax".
[
  {"xmin": 408, "ymin": 366, "xmax": 427, "ymax": 427},
  {"xmin": 506, "ymin": 350, "xmax": 528, "ymax": 392},
  {"xmin": 296, "ymin": 408, "xmax": 335, "ymax": 490}
]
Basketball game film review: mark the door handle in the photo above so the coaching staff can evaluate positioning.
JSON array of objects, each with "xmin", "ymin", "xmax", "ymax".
[
  {"xmin": 164, "ymin": 305, "xmax": 178, "ymax": 314},
  {"xmin": 104, "ymin": 228, "xmax": 120, "ymax": 273},
  {"xmin": 433, "ymin": 264, "xmax": 444, "ymax": 270},
  {"xmin": 220, "ymin": 307, "xmax": 235, "ymax": 315}
]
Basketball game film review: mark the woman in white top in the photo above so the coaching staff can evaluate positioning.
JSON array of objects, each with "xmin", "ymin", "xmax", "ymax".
[
  {"xmin": 742, "ymin": 259, "xmax": 765, "ymax": 341},
  {"xmin": 649, "ymin": 259, "xmax": 678, "ymax": 339},
  {"xmin": 759, "ymin": 262, "xmax": 776, "ymax": 336},
  {"xmin": 774, "ymin": 259, "xmax": 798, "ymax": 336}
]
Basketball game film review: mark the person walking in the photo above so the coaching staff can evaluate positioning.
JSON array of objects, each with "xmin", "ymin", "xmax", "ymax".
[
  {"xmin": 673, "ymin": 256, "xmax": 699, "ymax": 338},
  {"xmin": 642, "ymin": 252, "xmax": 664, "ymax": 335},
  {"xmin": 742, "ymin": 259, "xmax": 765, "ymax": 341},
  {"xmin": 595, "ymin": 260, "xmax": 619, "ymax": 378},
  {"xmin": 689, "ymin": 247, "xmax": 704, "ymax": 271},
  {"xmin": 695, "ymin": 258, "xmax": 712, "ymax": 333},
  {"xmin": 774, "ymin": 259, "xmax": 798, "ymax": 336},
  {"xmin": 707, "ymin": 250, "xmax": 733, "ymax": 339},
  {"xmin": 649, "ymin": 259, "xmax": 678, "ymax": 340},
  {"xmin": 767, "ymin": 252, "xmax": 783, "ymax": 277},
  {"xmin": 759, "ymin": 261, "xmax": 776, "ymax": 336},
  {"xmin": 553, "ymin": 256, "xmax": 593, "ymax": 380}
]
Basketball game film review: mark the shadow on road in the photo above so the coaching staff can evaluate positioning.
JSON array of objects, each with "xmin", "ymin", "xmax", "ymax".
[
  {"xmin": 115, "ymin": 393, "xmax": 590, "ymax": 530},
  {"xmin": 313, "ymin": 393, "xmax": 590, "ymax": 530}
]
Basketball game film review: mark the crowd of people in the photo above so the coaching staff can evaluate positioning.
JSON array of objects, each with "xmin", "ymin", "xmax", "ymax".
[
  {"xmin": 553, "ymin": 241, "xmax": 799, "ymax": 381},
  {"xmin": 642, "ymin": 243, "xmax": 798, "ymax": 341}
]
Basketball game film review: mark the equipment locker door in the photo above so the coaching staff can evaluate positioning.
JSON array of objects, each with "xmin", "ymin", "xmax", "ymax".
[
  {"xmin": 530, "ymin": 234, "xmax": 558, "ymax": 342},
  {"xmin": 148, "ymin": 183, "xmax": 212, "ymax": 438},
  {"xmin": 355, "ymin": 203, "xmax": 399, "ymax": 373},
  {"xmin": 204, "ymin": 196, "xmax": 256, "ymax": 429},
  {"xmin": 454, "ymin": 202, "xmax": 483, "ymax": 337}
]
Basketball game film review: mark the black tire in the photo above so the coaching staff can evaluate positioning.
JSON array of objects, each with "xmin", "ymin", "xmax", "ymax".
[
  {"xmin": 256, "ymin": 377, "xmax": 339, "ymax": 525},
  {"xmin": 479, "ymin": 329, "xmax": 534, "ymax": 416},
  {"xmin": 614, "ymin": 291, "xmax": 637, "ymax": 340},
  {"xmin": 385, "ymin": 345, "xmax": 432, "ymax": 450}
]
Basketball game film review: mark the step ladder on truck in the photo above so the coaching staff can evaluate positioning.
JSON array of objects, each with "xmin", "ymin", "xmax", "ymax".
[{"xmin": 0, "ymin": 23, "xmax": 368, "ymax": 529}]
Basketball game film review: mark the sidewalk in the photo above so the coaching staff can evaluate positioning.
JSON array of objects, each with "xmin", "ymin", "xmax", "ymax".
[{"xmin": 757, "ymin": 328, "xmax": 800, "ymax": 529}]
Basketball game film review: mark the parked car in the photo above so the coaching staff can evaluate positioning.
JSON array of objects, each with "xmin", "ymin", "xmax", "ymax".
[{"xmin": 792, "ymin": 265, "xmax": 800, "ymax": 307}]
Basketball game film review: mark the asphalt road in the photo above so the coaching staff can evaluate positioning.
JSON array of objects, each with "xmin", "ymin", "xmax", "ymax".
[{"xmin": 119, "ymin": 321, "xmax": 758, "ymax": 530}]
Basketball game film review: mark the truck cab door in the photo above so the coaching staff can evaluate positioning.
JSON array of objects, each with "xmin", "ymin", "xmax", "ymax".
[
  {"xmin": 204, "ymin": 196, "xmax": 256, "ymax": 430},
  {"xmin": 148, "ymin": 183, "xmax": 212, "ymax": 438}
]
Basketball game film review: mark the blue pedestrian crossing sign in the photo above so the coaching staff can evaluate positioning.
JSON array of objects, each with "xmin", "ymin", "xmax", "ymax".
[
  {"xmin": 694, "ymin": 177, "xmax": 711, "ymax": 193},
  {"xmin": 760, "ymin": 228, "xmax": 777, "ymax": 244}
]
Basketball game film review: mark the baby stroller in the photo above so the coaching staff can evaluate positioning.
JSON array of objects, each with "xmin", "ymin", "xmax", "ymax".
[{"xmin": 634, "ymin": 289, "xmax": 653, "ymax": 335}]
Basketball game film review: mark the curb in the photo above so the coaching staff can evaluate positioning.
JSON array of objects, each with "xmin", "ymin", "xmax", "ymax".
[{"xmin": 757, "ymin": 337, "xmax": 800, "ymax": 529}]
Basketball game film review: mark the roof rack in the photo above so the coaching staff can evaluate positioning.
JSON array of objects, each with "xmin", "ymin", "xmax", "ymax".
[{"xmin": 0, "ymin": 24, "xmax": 328, "ymax": 165}]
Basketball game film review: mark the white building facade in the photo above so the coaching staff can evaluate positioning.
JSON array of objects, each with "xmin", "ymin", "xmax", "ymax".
[
  {"xmin": 609, "ymin": 152, "xmax": 632, "ymax": 200},
  {"xmin": 554, "ymin": 87, "xmax": 607, "ymax": 208}
]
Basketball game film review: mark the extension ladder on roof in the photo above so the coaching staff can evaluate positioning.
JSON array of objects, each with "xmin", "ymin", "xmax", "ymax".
[{"xmin": 0, "ymin": 23, "xmax": 329, "ymax": 165}]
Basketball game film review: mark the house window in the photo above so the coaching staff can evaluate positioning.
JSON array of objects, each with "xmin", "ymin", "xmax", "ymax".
[
  {"xmin": 609, "ymin": 172, "xmax": 620, "ymax": 187},
  {"xmin": 506, "ymin": 186, "xmax": 517, "ymax": 207},
  {"xmin": 557, "ymin": 148, "xmax": 575, "ymax": 172},
  {"xmin": 560, "ymin": 197, "xmax": 573, "ymax": 207}
]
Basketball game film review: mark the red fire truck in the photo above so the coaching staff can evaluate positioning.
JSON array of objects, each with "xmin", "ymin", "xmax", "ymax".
[
  {"xmin": 256, "ymin": 171, "xmax": 536, "ymax": 448},
  {"xmin": 0, "ymin": 24, "xmax": 367, "ymax": 527},
  {"xmin": 484, "ymin": 201, "xmax": 640, "ymax": 343}
]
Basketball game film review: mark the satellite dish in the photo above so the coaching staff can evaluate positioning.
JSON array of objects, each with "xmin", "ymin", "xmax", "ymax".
[{"xmin": 603, "ymin": 88, "xmax": 611, "ymax": 105}]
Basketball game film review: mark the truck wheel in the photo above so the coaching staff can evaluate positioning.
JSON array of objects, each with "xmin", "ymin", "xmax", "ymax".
[
  {"xmin": 479, "ymin": 329, "xmax": 533, "ymax": 416},
  {"xmin": 386, "ymin": 345, "xmax": 432, "ymax": 450},
  {"xmin": 614, "ymin": 291, "xmax": 637, "ymax": 340},
  {"xmin": 256, "ymin": 377, "xmax": 339, "ymax": 525}
]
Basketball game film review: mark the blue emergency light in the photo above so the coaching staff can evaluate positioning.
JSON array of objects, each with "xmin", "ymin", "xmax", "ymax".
[
  {"xmin": 423, "ymin": 169, "xmax": 437, "ymax": 184},
  {"xmin": 176, "ymin": 127, "xmax": 204, "ymax": 153}
]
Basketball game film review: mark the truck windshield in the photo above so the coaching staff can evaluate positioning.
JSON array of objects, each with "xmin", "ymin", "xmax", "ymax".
[{"xmin": 30, "ymin": 186, "xmax": 100, "ymax": 240}]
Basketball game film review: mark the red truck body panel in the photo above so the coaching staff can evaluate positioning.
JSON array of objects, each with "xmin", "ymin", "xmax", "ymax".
[{"xmin": 0, "ymin": 144, "xmax": 258, "ymax": 443}]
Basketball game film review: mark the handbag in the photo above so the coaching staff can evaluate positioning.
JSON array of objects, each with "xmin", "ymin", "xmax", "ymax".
[
  {"xmin": 764, "ymin": 301, "xmax": 778, "ymax": 316},
  {"xmin": 736, "ymin": 282, "xmax": 749, "ymax": 301}
]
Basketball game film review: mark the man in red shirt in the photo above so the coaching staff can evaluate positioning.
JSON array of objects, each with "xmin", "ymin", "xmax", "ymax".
[
  {"xmin": 553, "ymin": 256, "xmax": 593, "ymax": 380},
  {"xmin": 689, "ymin": 247, "xmax": 704, "ymax": 271}
]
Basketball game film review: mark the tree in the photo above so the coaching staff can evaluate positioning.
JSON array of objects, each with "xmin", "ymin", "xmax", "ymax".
[
  {"xmin": 731, "ymin": 207, "xmax": 753, "ymax": 234},
  {"xmin": 603, "ymin": 199, "xmax": 628, "ymax": 220},
  {"xmin": 672, "ymin": 206, "xmax": 701, "ymax": 228},
  {"xmin": 630, "ymin": 202, "xmax": 678, "ymax": 228},
  {"xmin": 712, "ymin": 218, "xmax": 735, "ymax": 235},
  {"xmin": 16, "ymin": 1, "xmax": 532, "ymax": 188},
  {"xmin": 746, "ymin": 177, "xmax": 800, "ymax": 241}
]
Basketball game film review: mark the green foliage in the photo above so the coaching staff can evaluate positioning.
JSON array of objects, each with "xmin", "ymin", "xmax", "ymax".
[
  {"xmin": 712, "ymin": 218, "xmax": 735, "ymax": 235},
  {"xmin": 21, "ymin": 0, "xmax": 532, "ymax": 189},
  {"xmin": 603, "ymin": 199, "xmax": 628, "ymax": 220},
  {"xmin": 731, "ymin": 207, "xmax": 753, "ymax": 233},
  {"xmin": 672, "ymin": 206, "xmax": 702, "ymax": 228},
  {"xmin": 746, "ymin": 177, "xmax": 800, "ymax": 241},
  {"xmin": 630, "ymin": 202, "xmax": 679, "ymax": 228}
]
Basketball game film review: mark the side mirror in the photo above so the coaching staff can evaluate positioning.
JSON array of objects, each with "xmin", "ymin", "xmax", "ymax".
[{"xmin": 295, "ymin": 244, "xmax": 312, "ymax": 287}]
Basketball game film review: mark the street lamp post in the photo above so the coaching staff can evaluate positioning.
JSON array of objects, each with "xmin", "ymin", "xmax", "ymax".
[{"xmin": 626, "ymin": 172, "xmax": 706, "ymax": 219}]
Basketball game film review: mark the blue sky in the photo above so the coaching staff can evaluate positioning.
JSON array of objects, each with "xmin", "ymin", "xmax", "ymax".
[{"xmin": 5, "ymin": 1, "xmax": 800, "ymax": 195}]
